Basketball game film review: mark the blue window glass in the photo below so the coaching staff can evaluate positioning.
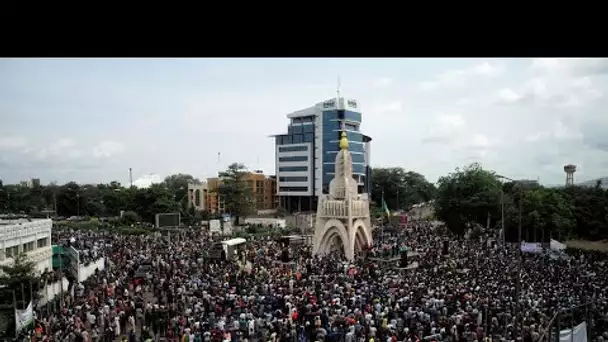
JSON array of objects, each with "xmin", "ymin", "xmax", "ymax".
[
  {"xmin": 344, "ymin": 110, "xmax": 362, "ymax": 123},
  {"xmin": 322, "ymin": 163, "xmax": 334, "ymax": 174},
  {"xmin": 345, "ymin": 123, "xmax": 358, "ymax": 131},
  {"xmin": 323, "ymin": 110, "xmax": 338, "ymax": 120},
  {"xmin": 292, "ymin": 125, "xmax": 302, "ymax": 134},
  {"xmin": 279, "ymin": 176, "xmax": 308, "ymax": 182},
  {"xmin": 293, "ymin": 134, "xmax": 303, "ymax": 143},
  {"xmin": 279, "ymin": 166, "xmax": 308, "ymax": 172},
  {"xmin": 352, "ymin": 163, "xmax": 365, "ymax": 174},
  {"xmin": 303, "ymin": 124, "xmax": 314, "ymax": 133},
  {"xmin": 304, "ymin": 133, "xmax": 314, "ymax": 142},
  {"xmin": 351, "ymin": 153, "xmax": 365, "ymax": 164},
  {"xmin": 279, "ymin": 187, "xmax": 308, "ymax": 192},
  {"xmin": 279, "ymin": 146, "xmax": 307, "ymax": 152},
  {"xmin": 279, "ymin": 156, "xmax": 308, "ymax": 162}
]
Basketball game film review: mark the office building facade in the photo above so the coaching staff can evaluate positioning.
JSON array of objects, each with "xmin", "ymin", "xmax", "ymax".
[{"xmin": 273, "ymin": 97, "xmax": 372, "ymax": 212}]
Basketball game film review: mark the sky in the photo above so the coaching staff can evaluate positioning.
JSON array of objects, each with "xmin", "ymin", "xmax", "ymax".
[{"xmin": 1, "ymin": 58, "xmax": 608, "ymax": 187}]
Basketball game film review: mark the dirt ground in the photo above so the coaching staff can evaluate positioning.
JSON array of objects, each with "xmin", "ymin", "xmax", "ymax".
[{"xmin": 565, "ymin": 239, "xmax": 608, "ymax": 252}]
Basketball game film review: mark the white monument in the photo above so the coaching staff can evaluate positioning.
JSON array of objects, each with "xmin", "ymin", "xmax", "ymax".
[{"xmin": 313, "ymin": 130, "xmax": 373, "ymax": 260}]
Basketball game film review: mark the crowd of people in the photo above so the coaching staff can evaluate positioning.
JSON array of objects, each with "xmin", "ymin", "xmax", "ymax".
[{"xmin": 18, "ymin": 220, "xmax": 608, "ymax": 342}]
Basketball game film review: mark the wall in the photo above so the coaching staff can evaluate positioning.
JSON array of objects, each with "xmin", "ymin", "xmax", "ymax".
[
  {"xmin": 244, "ymin": 218, "xmax": 286, "ymax": 228},
  {"xmin": 78, "ymin": 258, "xmax": 105, "ymax": 283},
  {"xmin": 39, "ymin": 258, "xmax": 106, "ymax": 305},
  {"xmin": 285, "ymin": 212, "xmax": 315, "ymax": 232}
]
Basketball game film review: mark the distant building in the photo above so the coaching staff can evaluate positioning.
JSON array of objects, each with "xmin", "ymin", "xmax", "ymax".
[
  {"xmin": 187, "ymin": 182, "xmax": 208, "ymax": 211},
  {"xmin": 25, "ymin": 178, "xmax": 41, "ymax": 188},
  {"xmin": 271, "ymin": 96, "xmax": 372, "ymax": 212},
  {"xmin": 193, "ymin": 171, "xmax": 277, "ymax": 214}
]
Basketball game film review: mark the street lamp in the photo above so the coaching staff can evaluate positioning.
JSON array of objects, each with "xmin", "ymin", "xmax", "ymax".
[{"xmin": 496, "ymin": 174, "xmax": 524, "ymax": 340}]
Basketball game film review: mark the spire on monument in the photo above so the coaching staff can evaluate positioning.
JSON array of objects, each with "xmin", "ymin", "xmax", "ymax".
[{"xmin": 339, "ymin": 131, "xmax": 349, "ymax": 150}]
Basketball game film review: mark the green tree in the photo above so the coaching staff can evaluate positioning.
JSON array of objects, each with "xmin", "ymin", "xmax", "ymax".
[
  {"xmin": 371, "ymin": 168, "xmax": 436, "ymax": 210},
  {"xmin": 434, "ymin": 163, "xmax": 502, "ymax": 235},
  {"xmin": 219, "ymin": 163, "xmax": 254, "ymax": 225},
  {"xmin": 0, "ymin": 253, "xmax": 39, "ymax": 308}
]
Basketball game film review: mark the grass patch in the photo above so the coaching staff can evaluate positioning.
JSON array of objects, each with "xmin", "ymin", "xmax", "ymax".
[{"xmin": 565, "ymin": 239, "xmax": 608, "ymax": 252}]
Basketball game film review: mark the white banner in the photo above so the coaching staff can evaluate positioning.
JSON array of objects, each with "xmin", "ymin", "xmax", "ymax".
[
  {"xmin": 521, "ymin": 242, "xmax": 542, "ymax": 253},
  {"xmin": 560, "ymin": 321, "xmax": 587, "ymax": 342},
  {"xmin": 15, "ymin": 301, "xmax": 33, "ymax": 332}
]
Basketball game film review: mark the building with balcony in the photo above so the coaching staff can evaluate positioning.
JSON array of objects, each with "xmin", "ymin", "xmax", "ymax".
[
  {"xmin": 0, "ymin": 218, "xmax": 53, "ymax": 274},
  {"xmin": 271, "ymin": 97, "xmax": 372, "ymax": 212}
]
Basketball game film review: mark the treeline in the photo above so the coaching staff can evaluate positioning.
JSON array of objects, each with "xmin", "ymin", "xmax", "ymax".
[
  {"xmin": 2, "ymin": 162, "xmax": 608, "ymax": 241},
  {"xmin": 0, "ymin": 163, "xmax": 256, "ymax": 226},
  {"xmin": 434, "ymin": 163, "xmax": 608, "ymax": 242}
]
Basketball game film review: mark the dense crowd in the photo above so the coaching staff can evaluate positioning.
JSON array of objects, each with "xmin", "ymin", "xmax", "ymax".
[{"xmin": 20, "ymin": 221, "xmax": 608, "ymax": 342}]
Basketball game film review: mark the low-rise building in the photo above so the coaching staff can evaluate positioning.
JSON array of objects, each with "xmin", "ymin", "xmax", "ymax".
[
  {"xmin": 202, "ymin": 171, "xmax": 278, "ymax": 214},
  {"xmin": 0, "ymin": 218, "xmax": 53, "ymax": 274},
  {"xmin": 187, "ymin": 182, "xmax": 208, "ymax": 211}
]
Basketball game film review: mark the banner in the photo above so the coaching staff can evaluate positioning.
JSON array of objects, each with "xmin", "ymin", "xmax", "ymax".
[
  {"xmin": 559, "ymin": 321, "xmax": 587, "ymax": 342},
  {"xmin": 521, "ymin": 242, "xmax": 542, "ymax": 253},
  {"xmin": 15, "ymin": 301, "xmax": 33, "ymax": 333}
]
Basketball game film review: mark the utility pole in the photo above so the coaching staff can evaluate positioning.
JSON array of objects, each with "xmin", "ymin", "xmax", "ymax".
[
  {"xmin": 129, "ymin": 168, "xmax": 133, "ymax": 188},
  {"xmin": 76, "ymin": 193, "xmax": 80, "ymax": 217},
  {"xmin": 516, "ymin": 184, "xmax": 523, "ymax": 340},
  {"xmin": 501, "ymin": 189, "xmax": 505, "ymax": 247}
]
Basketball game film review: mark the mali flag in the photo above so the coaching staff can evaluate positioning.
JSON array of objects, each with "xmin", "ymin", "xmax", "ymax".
[{"xmin": 381, "ymin": 197, "xmax": 390, "ymax": 218}]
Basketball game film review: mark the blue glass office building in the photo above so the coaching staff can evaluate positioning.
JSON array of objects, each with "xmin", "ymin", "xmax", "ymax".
[{"xmin": 272, "ymin": 97, "xmax": 372, "ymax": 212}]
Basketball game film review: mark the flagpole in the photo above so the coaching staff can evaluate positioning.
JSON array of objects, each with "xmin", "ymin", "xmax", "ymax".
[{"xmin": 13, "ymin": 289, "xmax": 18, "ymax": 338}]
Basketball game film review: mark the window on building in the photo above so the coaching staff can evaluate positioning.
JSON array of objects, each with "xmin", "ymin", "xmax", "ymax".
[
  {"xmin": 303, "ymin": 124, "xmax": 314, "ymax": 133},
  {"xmin": 22, "ymin": 242, "xmax": 33, "ymax": 253},
  {"xmin": 279, "ymin": 187, "xmax": 308, "ymax": 192},
  {"xmin": 345, "ymin": 123, "xmax": 358, "ymax": 131},
  {"xmin": 37, "ymin": 238, "xmax": 48, "ymax": 248},
  {"xmin": 5, "ymin": 246, "xmax": 19, "ymax": 258},
  {"xmin": 304, "ymin": 133, "xmax": 314, "ymax": 142},
  {"xmin": 344, "ymin": 110, "xmax": 362, "ymax": 122},
  {"xmin": 279, "ymin": 166, "xmax": 308, "ymax": 172},
  {"xmin": 194, "ymin": 189, "xmax": 201, "ymax": 206},
  {"xmin": 278, "ymin": 156, "xmax": 308, "ymax": 162},
  {"xmin": 279, "ymin": 176, "xmax": 308, "ymax": 182},
  {"xmin": 292, "ymin": 134, "xmax": 303, "ymax": 143},
  {"xmin": 279, "ymin": 145, "xmax": 307, "ymax": 152},
  {"xmin": 292, "ymin": 125, "xmax": 303, "ymax": 134}
]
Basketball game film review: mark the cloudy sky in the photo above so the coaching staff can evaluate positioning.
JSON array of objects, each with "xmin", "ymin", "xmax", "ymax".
[{"xmin": 1, "ymin": 58, "xmax": 607, "ymax": 186}]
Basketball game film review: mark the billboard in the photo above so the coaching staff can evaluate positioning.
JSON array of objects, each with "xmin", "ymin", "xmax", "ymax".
[{"xmin": 155, "ymin": 212, "xmax": 181, "ymax": 228}]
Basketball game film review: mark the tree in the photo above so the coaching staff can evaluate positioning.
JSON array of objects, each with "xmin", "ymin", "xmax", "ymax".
[
  {"xmin": 0, "ymin": 253, "xmax": 39, "ymax": 308},
  {"xmin": 219, "ymin": 163, "xmax": 254, "ymax": 225},
  {"xmin": 371, "ymin": 168, "xmax": 436, "ymax": 210},
  {"xmin": 434, "ymin": 163, "xmax": 502, "ymax": 235}
]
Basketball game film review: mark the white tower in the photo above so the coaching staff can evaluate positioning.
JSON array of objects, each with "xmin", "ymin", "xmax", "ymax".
[{"xmin": 312, "ymin": 130, "xmax": 373, "ymax": 260}]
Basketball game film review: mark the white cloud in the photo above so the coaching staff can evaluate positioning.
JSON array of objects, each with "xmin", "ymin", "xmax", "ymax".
[
  {"xmin": 531, "ymin": 58, "xmax": 608, "ymax": 77},
  {"xmin": 371, "ymin": 101, "xmax": 403, "ymax": 114},
  {"xmin": 372, "ymin": 77, "xmax": 393, "ymax": 88},
  {"xmin": 133, "ymin": 174, "xmax": 162, "ymax": 188},
  {"xmin": 93, "ymin": 140, "xmax": 125, "ymax": 159},
  {"xmin": 495, "ymin": 73, "xmax": 603, "ymax": 108},
  {"xmin": 422, "ymin": 114, "xmax": 466, "ymax": 143},
  {"xmin": 420, "ymin": 61, "xmax": 505, "ymax": 90},
  {"xmin": 0, "ymin": 136, "xmax": 27, "ymax": 150}
]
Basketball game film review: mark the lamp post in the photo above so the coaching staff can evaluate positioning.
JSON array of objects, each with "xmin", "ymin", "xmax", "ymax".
[{"xmin": 496, "ymin": 174, "xmax": 524, "ymax": 340}]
